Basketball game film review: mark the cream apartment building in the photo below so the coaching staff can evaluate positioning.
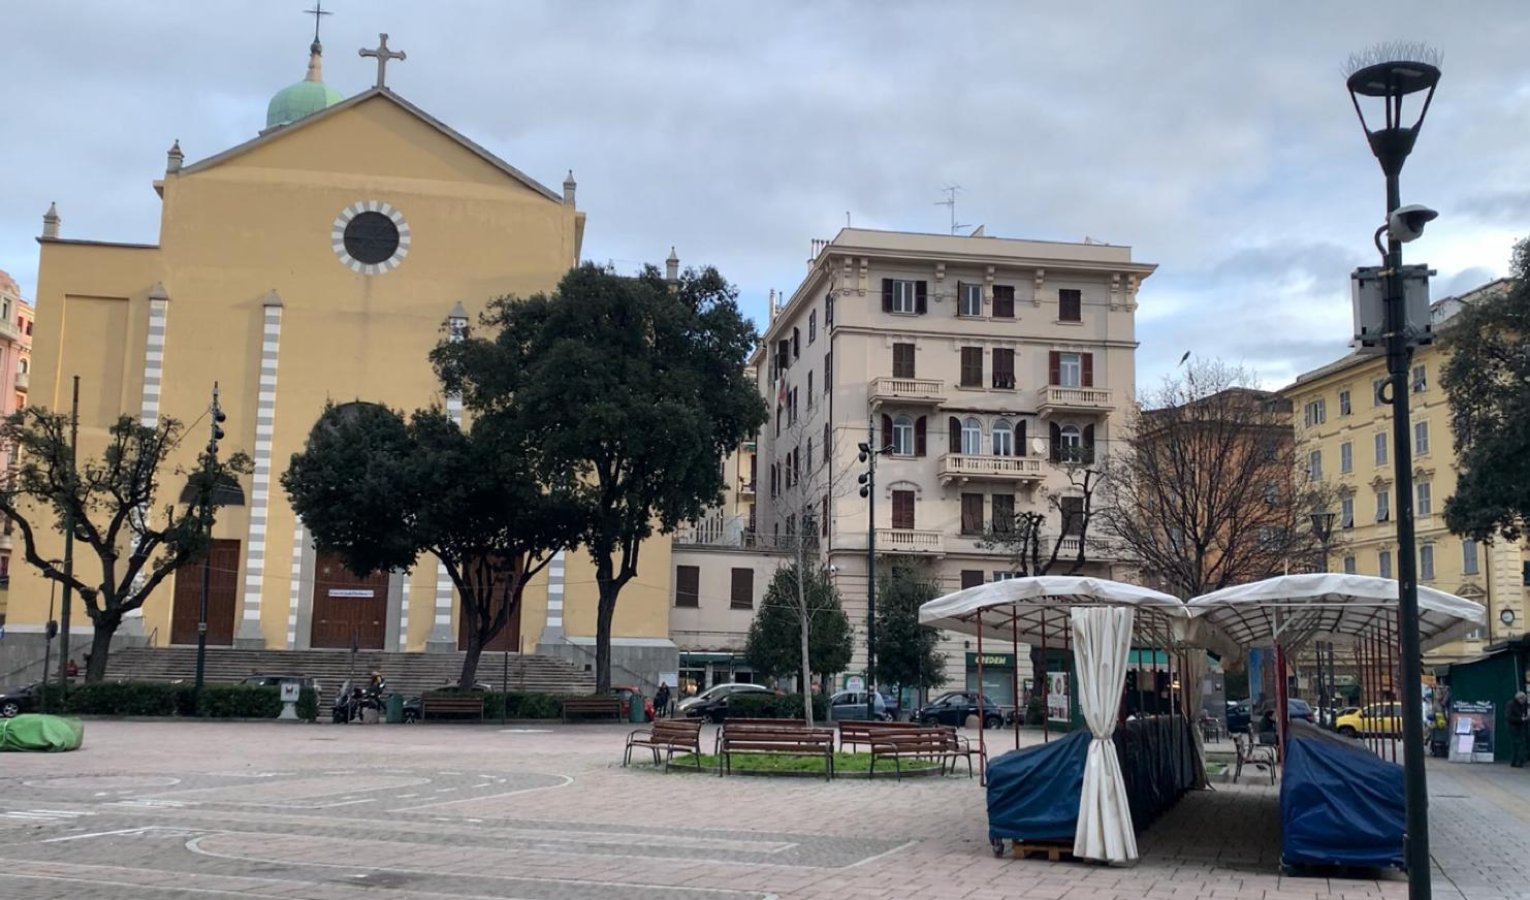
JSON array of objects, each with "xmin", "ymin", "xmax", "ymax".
[
  {"xmin": 680, "ymin": 227, "xmax": 1155, "ymax": 698},
  {"xmin": 1281, "ymin": 279, "xmax": 1527, "ymax": 664}
]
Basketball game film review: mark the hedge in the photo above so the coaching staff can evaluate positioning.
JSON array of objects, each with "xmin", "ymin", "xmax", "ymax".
[
  {"xmin": 726, "ymin": 692, "xmax": 829, "ymax": 721},
  {"xmin": 33, "ymin": 681, "xmax": 316, "ymax": 720},
  {"xmin": 479, "ymin": 691, "xmax": 565, "ymax": 719}
]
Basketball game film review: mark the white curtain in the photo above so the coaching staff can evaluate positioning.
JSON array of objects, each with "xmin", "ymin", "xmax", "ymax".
[{"xmin": 1071, "ymin": 606, "xmax": 1138, "ymax": 864}]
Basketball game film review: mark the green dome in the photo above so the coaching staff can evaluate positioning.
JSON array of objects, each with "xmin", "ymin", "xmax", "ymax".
[{"xmin": 266, "ymin": 79, "xmax": 344, "ymax": 129}]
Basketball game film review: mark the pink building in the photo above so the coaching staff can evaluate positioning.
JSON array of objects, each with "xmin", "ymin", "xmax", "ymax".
[{"xmin": 0, "ymin": 269, "xmax": 33, "ymax": 586}]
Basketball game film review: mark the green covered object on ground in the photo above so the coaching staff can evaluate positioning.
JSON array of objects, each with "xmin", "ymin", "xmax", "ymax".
[{"xmin": 0, "ymin": 714, "xmax": 85, "ymax": 751}]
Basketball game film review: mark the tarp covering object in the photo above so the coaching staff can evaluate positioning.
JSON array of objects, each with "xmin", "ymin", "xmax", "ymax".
[
  {"xmin": 987, "ymin": 730, "xmax": 1091, "ymax": 842},
  {"xmin": 1281, "ymin": 721, "xmax": 1404, "ymax": 870},
  {"xmin": 0, "ymin": 714, "xmax": 84, "ymax": 752}
]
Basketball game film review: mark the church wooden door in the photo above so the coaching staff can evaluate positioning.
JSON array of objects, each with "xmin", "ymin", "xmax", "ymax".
[
  {"xmin": 309, "ymin": 552, "xmax": 389, "ymax": 650},
  {"xmin": 170, "ymin": 539, "xmax": 241, "ymax": 646},
  {"xmin": 457, "ymin": 575, "xmax": 520, "ymax": 653}
]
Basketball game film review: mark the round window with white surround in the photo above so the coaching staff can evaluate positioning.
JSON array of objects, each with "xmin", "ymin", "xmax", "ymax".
[{"xmin": 331, "ymin": 201, "xmax": 410, "ymax": 275}]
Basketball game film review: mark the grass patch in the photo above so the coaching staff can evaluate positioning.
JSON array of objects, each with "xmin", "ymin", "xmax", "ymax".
[{"xmin": 648, "ymin": 751, "xmax": 944, "ymax": 775}]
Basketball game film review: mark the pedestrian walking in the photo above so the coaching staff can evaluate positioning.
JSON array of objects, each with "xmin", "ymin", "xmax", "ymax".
[
  {"xmin": 654, "ymin": 681, "xmax": 671, "ymax": 719},
  {"xmin": 1509, "ymin": 692, "xmax": 1530, "ymax": 768}
]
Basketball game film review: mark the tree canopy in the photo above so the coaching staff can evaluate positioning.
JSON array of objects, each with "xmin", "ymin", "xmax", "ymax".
[
  {"xmin": 873, "ymin": 562, "xmax": 947, "ymax": 694},
  {"xmin": 434, "ymin": 262, "xmax": 767, "ymax": 691},
  {"xmin": 0, "ymin": 410, "xmax": 250, "ymax": 682},
  {"xmin": 1442, "ymin": 242, "xmax": 1530, "ymax": 543},
  {"xmin": 745, "ymin": 562, "xmax": 853, "ymax": 686}
]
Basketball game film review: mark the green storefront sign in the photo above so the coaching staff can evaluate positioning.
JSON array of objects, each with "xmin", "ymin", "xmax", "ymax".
[{"xmin": 966, "ymin": 652, "xmax": 1015, "ymax": 670}]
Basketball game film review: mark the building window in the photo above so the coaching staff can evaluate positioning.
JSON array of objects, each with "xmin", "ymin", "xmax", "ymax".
[
  {"xmin": 887, "ymin": 279, "xmax": 923, "ymax": 314},
  {"xmin": 959, "ymin": 282, "xmax": 982, "ymax": 317},
  {"xmin": 1374, "ymin": 433, "xmax": 1388, "ymax": 465},
  {"xmin": 1058, "ymin": 353, "xmax": 1082, "ymax": 387},
  {"xmin": 1343, "ymin": 555, "xmax": 1357, "ymax": 575},
  {"xmin": 891, "ymin": 490, "xmax": 915, "ymax": 529},
  {"xmin": 992, "ymin": 284, "xmax": 1015, "ymax": 319},
  {"xmin": 1341, "ymin": 496, "xmax": 1355, "ymax": 529},
  {"xmin": 993, "ymin": 571, "xmax": 1018, "ymax": 582},
  {"xmin": 1264, "ymin": 482, "xmax": 1278, "ymax": 507},
  {"xmin": 992, "ymin": 348, "xmax": 1015, "ymax": 389},
  {"xmin": 892, "ymin": 416, "xmax": 915, "ymax": 456},
  {"xmin": 961, "ymin": 570, "xmax": 985, "ymax": 589},
  {"xmin": 1339, "ymin": 389, "xmax": 1352, "ymax": 416},
  {"xmin": 807, "ymin": 371, "xmax": 814, "ymax": 405},
  {"xmin": 825, "ymin": 293, "xmax": 834, "ymax": 325},
  {"xmin": 1463, "ymin": 539, "xmax": 1480, "ymax": 575},
  {"xmin": 1340, "ymin": 441, "xmax": 1353, "ymax": 474},
  {"xmin": 675, "ymin": 565, "xmax": 700, "ymax": 608},
  {"xmin": 960, "ymin": 347, "xmax": 983, "ymax": 387},
  {"xmin": 960, "ymin": 493, "xmax": 985, "ymax": 534},
  {"xmin": 730, "ymin": 568, "xmax": 754, "ymax": 610},
  {"xmin": 822, "ymin": 495, "xmax": 829, "ymax": 538},
  {"xmin": 992, "ymin": 494, "xmax": 1014, "ymax": 532},
  {"xmin": 1379, "ymin": 550, "xmax": 1393, "ymax": 580},
  {"xmin": 1376, "ymin": 489, "xmax": 1390, "ymax": 522},
  {"xmin": 961, "ymin": 418, "xmax": 982, "ymax": 455},
  {"xmin": 892, "ymin": 343, "xmax": 916, "ymax": 379},
  {"xmin": 1417, "ymin": 480, "xmax": 1432, "ymax": 516},
  {"xmin": 1307, "ymin": 449, "xmax": 1322, "ymax": 482},
  {"xmin": 1060, "ymin": 496, "xmax": 1085, "ymax": 536},
  {"xmin": 824, "ymin": 351, "xmax": 832, "ymax": 392},
  {"xmin": 1303, "ymin": 399, "xmax": 1326, "ymax": 427},
  {"xmin": 808, "ymin": 311, "xmax": 817, "ymax": 344},
  {"xmin": 1373, "ymin": 377, "xmax": 1388, "ymax": 406},
  {"xmin": 1419, "ymin": 544, "xmax": 1435, "ymax": 581},
  {"xmin": 992, "ymin": 419, "xmax": 1014, "ymax": 457},
  {"xmin": 1412, "ymin": 364, "xmax": 1427, "ymax": 393},
  {"xmin": 806, "ymin": 438, "xmax": 813, "ymax": 471},
  {"xmin": 1414, "ymin": 421, "xmax": 1430, "ymax": 455},
  {"xmin": 1059, "ymin": 424, "xmax": 1083, "ymax": 461},
  {"xmin": 792, "ymin": 328, "xmax": 800, "ymax": 359},
  {"xmin": 1059, "ymin": 288, "xmax": 1082, "ymax": 322},
  {"xmin": 823, "ymin": 422, "xmax": 830, "ymax": 455}
]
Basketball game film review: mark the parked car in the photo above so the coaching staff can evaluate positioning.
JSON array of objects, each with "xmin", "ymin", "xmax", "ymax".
[
  {"xmin": 828, "ymin": 690, "xmax": 888, "ymax": 721},
  {"xmin": 676, "ymin": 683, "xmax": 774, "ymax": 723},
  {"xmin": 611, "ymin": 686, "xmax": 655, "ymax": 722},
  {"xmin": 878, "ymin": 691, "xmax": 902, "ymax": 721},
  {"xmin": 912, "ymin": 692, "xmax": 1004, "ymax": 729},
  {"xmin": 1226, "ymin": 698, "xmax": 1313, "ymax": 734},
  {"xmin": 1336, "ymin": 702, "xmax": 1405, "ymax": 738},
  {"xmin": 0, "ymin": 682, "xmax": 42, "ymax": 718}
]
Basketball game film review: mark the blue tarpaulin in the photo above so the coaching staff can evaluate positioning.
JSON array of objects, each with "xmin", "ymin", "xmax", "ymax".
[
  {"xmin": 986, "ymin": 730, "xmax": 1090, "ymax": 842},
  {"xmin": 1281, "ymin": 721, "xmax": 1405, "ymax": 870}
]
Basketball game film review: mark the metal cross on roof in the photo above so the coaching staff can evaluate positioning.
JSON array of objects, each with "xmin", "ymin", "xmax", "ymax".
[
  {"xmin": 359, "ymin": 33, "xmax": 406, "ymax": 89},
  {"xmin": 304, "ymin": 2, "xmax": 331, "ymax": 43}
]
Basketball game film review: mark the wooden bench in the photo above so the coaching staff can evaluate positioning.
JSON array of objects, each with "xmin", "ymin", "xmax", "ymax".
[
  {"xmin": 624, "ymin": 719, "xmax": 704, "ymax": 771},
  {"xmin": 870, "ymin": 727, "xmax": 972, "ymax": 780},
  {"xmin": 562, "ymin": 696, "xmax": 623, "ymax": 723},
  {"xmin": 420, "ymin": 693, "xmax": 485, "ymax": 723},
  {"xmin": 718, "ymin": 723, "xmax": 836, "ymax": 780},
  {"xmin": 838, "ymin": 720, "xmax": 927, "ymax": 752},
  {"xmin": 710, "ymin": 718, "xmax": 789, "ymax": 754}
]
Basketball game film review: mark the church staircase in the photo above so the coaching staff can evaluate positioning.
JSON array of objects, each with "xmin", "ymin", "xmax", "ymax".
[{"xmin": 104, "ymin": 647, "xmax": 596, "ymax": 701}]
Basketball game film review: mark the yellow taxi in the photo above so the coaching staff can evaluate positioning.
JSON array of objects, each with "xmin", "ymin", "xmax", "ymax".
[{"xmin": 1336, "ymin": 702, "xmax": 1404, "ymax": 738}]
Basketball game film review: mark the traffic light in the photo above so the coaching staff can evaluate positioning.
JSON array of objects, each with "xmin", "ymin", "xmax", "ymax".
[
  {"xmin": 857, "ymin": 471, "xmax": 870, "ymax": 498},
  {"xmin": 206, "ymin": 383, "xmax": 226, "ymax": 457}
]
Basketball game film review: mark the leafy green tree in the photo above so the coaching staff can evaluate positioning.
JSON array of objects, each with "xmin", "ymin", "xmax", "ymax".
[
  {"xmin": 435, "ymin": 262, "xmax": 767, "ymax": 692},
  {"xmin": 0, "ymin": 411, "xmax": 250, "ymax": 682},
  {"xmin": 1442, "ymin": 243, "xmax": 1530, "ymax": 542},
  {"xmin": 745, "ymin": 562, "xmax": 853, "ymax": 713},
  {"xmin": 282, "ymin": 402, "xmax": 581, "ymax": 687},
  {"xmin": 873, "ymin": 563, "xmax": 947, "ymax": 699}
]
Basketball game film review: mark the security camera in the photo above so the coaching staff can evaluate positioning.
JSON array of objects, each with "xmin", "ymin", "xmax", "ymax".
[
  {"xmin": 1387, "ymin": 204, "xmax": 1437, "ymax": 244},
  {"xmin": 828, "ymin": 565, "xmax": 839, "ymax": 574}
]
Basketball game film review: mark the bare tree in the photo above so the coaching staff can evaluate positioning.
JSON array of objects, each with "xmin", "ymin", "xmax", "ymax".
[
  {"xmin": 1094, "ymin": 359, "xmax": 1336, "ymax": 600},
  {"xmin": 977, "ymin": 460, "xmax": 1107, "ymax": 576}
]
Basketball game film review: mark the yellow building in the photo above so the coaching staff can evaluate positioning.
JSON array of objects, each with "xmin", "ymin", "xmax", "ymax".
[
  {"xmin": 1281, "ymin": 279, "xmax": 1527, "ymax": 663},
  {"xmin": 2, "ymin": 34, "xmax": 678, "ymax": 680}
]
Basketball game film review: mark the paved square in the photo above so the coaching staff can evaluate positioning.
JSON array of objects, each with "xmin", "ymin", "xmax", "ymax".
[{"xmin": 1, "ymin": 720, "xmax": 1527, "ymax": 899}]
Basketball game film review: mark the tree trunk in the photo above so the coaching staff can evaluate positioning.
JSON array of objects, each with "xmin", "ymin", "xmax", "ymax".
[
  {"xmin": 459, "ymin": 614, "xmax": 484, "ymax": 689},
  {"xmin": 85, "ymin": 619, "xmax": 117, "ymax": 683},
  {"xmin": 594, "ymin": 555, "xmax": 617, "ymax": 695}
]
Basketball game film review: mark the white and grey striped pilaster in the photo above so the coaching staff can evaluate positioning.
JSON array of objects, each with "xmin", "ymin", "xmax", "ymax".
[
  {"xmin": 397, "ymin": 571, "xmax": 411, "ymax": 651},
  {"xmin": 139, "ymin": 283, "xmax": 169, "ymax": 426},
  {"xmin": 542, "ymin": 552, "xmax": 567, "ymax": 641},
  {"xmin": 426, "ymin": 392, "xmax": 464, "ymax": 650},
  {"xmin": 235, "ymin": 294, "xmax": 283, "ymax": 647},
  {"xmin": 286, "ymin": 519, "xmax": 305, "ymax": 650}
]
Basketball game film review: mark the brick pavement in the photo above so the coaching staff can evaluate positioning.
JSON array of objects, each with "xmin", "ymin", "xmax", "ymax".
[{"xmin": 0, "ymin": 720, "xmax": 1525, "ymax": 899}]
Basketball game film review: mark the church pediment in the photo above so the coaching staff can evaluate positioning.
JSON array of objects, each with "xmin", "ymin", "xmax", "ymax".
[{"xmin": 179, "ymin": 89, "xmax": 563, "ymax": 202}]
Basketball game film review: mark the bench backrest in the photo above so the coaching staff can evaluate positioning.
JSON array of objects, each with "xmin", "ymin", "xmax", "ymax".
[
  {"xmin": 722, "ymin": 729, "xmax": 834, "ymax": 748},
  {"xmin": 872, "ymin": 734, "xmax": 950, "ymax": 754},
  {"xmin": 652, "ymin": 720, "xmax": 702, "ymax": 743},
  {"xmin": 423, "ymin": 695, "xmax": 483, "ymax": 709},
  {"xmin": 564, "ymin": 697, "xmax": 620, "ymax": 709}
]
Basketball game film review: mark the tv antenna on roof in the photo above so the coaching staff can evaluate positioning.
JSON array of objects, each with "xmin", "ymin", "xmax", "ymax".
[{"xmin": 936, "ymin": 186, "xmax": 971, "ymax": 235}]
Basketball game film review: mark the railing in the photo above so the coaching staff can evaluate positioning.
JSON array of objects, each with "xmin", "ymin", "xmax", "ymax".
[
  {"xmin": 869, "ymin": 376, "xmax": 945, "ymax": 404},
  {"xmin": 737, "ymin": 480, "xmax": 756, "ymax": 496},
  {"xmin": 555, "ymin": 637, "xmax": 658, "ymax": 695},
  {"xmin": 14, "ymin": 370, "xmax": 26, "ymax": 392},
  {"xmin": 938, "ymin": 453, "xmax": 1044, "ymax": 481},
  {"xmin": 1040, "ymin": 386, "xmax": 1114, "ymax": 410},
  {"xmin": 875, "ymin": 528, "xmax": 943, "ymax": 554},
  {"xmin": 992, "ymin": 373, "xmax": 1016, "ymax": 390}
]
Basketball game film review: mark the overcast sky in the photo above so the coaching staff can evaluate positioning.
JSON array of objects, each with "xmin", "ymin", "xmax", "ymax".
[{"xmin": 3, "ymin": 2, "xmax": 1526, "ymax": 390}]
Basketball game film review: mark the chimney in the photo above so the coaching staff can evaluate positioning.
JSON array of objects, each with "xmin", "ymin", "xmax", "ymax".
[
  {"xmin": 166, "ymin": 140, "xmax": 184, "ymax": 174},
  {"xmin": 768, "ymin": 288, "xmax": 777, "ymax": 322},
  {"xmin": 42, "ymin": 202, "xmax": 60, "ymax": 239},
  {"xmin": 562, "ymin": 170, "xmax": 576, "ymax": 207},
  {"xmin": 665, "ymin": 247, "xmax": 679, "ymax": 285}
]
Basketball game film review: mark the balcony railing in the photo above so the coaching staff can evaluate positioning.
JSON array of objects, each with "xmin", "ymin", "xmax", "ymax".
[
  {"xmin": 875, "ymin": 528, "xmax": 943, "ymax": 554},
  {"xmin": 938, "ymin": 453, "xmax": 1044, "ymax": 484},
  {"xmin": 1038, "ymin": 385, "xmax": 1114, "ymax": 415},
  {"xmin": 13, "ymin": 370, "xmax": 25, "ymax": 393},
  {"xmin": 737, "ymin": 479, "xmax": 756, "ymax": 496},
  {"xmin": 869, "ymin": 376, "xmax": 946, "ymax": 407}
]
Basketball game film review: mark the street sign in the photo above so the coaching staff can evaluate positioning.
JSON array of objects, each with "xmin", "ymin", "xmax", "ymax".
[{"xmin": 844, "ymin": 675, "xmax": 865, "ymax": 693}]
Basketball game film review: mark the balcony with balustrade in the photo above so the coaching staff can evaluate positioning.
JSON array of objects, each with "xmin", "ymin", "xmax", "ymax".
[
  {"xmin": 937, "ymin": 453, "xmax": 1044, "ymax": 485},
  {"xmin": 1038, "ymin": 385, "xmax": 1114, "ymax": 417},
  {"xmin": 874, "ymin": 528, "xmax": 943, "ymax": 555},
  {"xmin": 869, "ymin": 376, "xmax": 946, "ymax": 408}
]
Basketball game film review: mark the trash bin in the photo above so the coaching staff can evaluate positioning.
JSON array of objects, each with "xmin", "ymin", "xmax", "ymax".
[
  {"xmin": 386, "ymin": 694, "xmax": 404, "ymax": 724},
  {"xmin": 361, "ymin": 706, "xmax": 380, "ymax": 725},
  {"xmin": 629, "ymin": 693, "xmax": 647, "ymax": 723}
]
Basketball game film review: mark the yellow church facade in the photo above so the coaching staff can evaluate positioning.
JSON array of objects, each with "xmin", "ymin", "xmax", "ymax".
[{"xmin": 5, "ymin": 42, "xmax": 678, "ymax": 677}]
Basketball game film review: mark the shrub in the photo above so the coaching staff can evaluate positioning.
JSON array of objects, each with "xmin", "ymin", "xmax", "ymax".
[
  {"xmin": 773, "ymin": 693, "xmax": 829, "ymax": 721},
  {"xmin": 59, "ymin": 682, "xmax": 182, "ymax": 716},
  {"xmin": 196, "ymin": 685, "xmax": 282, "ymax": 719},
  {"xmin": 296, "ymin": 687, "xmax": 319, "ymax": 722},
  {"xmin": 465, "ymin": 691, "xmax": 562, "ymax": 719},
  {"xmin": 726, "ymin": 692, "xmax": 777, "ymax": 719}
]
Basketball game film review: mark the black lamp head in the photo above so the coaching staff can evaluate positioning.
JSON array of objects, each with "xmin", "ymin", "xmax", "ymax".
[{"xmin": 1344, "ymin": 43, "xmax": 1442, "ymax": 177}]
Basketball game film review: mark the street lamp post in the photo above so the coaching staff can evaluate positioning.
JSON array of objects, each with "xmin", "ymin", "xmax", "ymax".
[
  {"xmin": 193, "ymin": 383, "xmax": 227, "ymax": 694},
  {"xmin": 1345, "ymin": 44, "xmax": 1441, "ymax": 900},
  {"xmin": 857, "ymin": 424, "xmax": 891, "ymax": 721},
  {"xmin": 1309, "ymin": 512, "xmax": 1337, "ymax": 727}
]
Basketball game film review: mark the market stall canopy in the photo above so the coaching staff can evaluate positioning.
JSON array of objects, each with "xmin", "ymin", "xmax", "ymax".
[
  {"xmin": 1186, "ymin": 573, "xmax": 1486, "ymax": 653},
  {"xmin": 919, "ymin": 576, "xmax": 1188, "ymax": 646}
]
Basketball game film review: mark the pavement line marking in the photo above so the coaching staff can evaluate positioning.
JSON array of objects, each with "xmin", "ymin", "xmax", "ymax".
[
  {"xmin": 395, "ymin": 793, "xmax": 420, "ymax": 798},
  {"xmin": 843, "ymin": 838, "xmax": 916, "ymax": 869},
  {"xmin": 392, "ymin": 774, "xmax": 574, "ymax": 811},
  {"xmin": 39, "ymin": 827, "xmax": 152, "ymax": 843},
  {"xmin": 0, "ymin": 872, "xmax": 283, "ymax": 898}
]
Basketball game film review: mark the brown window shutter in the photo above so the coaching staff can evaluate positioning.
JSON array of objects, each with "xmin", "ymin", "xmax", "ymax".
[
  {"xmin": 676, "ymin": 565, "xmax": 700, "ymax": 608},
  {"xmin": 1083, "ymin": 424, "xmax": 1096, "ymax": 463},
  {"xmin": 882, "ymin": 278, "xmax": 894, "ymax": 312},
  {"xmin": 892, "ymin": 490, "xmax": 915, "ymax": 529},
  {"xmin": 915, "ymin": 281, "xmax": 928, "ymax": 314},
  {"xmin": 1048, "ymin": 351, "xmax": 1061, "ymax": 385},
  {"xmin": 992, "ymin": 494, "xmax": 1014, "ymax": 531},
  {"xmin": 948, "ymin": 416, "xmax": 961, "ymax": 451},
  {"xmin": 749, "ymin": 455, "xmax": 757, "ymax": 485},
  {"xmin": 1017, "ymin": 420, "xmax": 1027, "ymax": 454},
  {"xmin": 993, "ymin": 349, "xmax": 1014, "ymax": 388},
  {"xmin": 730, "ymin": 568, "xmax": 754, "ymax": 610},
  {"xmin": 881, "ymin": 414, "xmax": 893, "ymax": 450},
  {"xmin": 824, "ymin": 350, "xmax": 832, "ymax": 391},
  {"xmin": 961, "ymin": 570, "xmax": 984, "ymax": 589},
  {"xmin": 993, "ymin": 285, "xmax": 1015, "ymax": 318},
  {"xmin": 961, "ymin": 493, "xmax": 984, "ymax": 533},
  {"xmin": 914, "ymin": 416, "xmax": 927, "ymax": 457},
  {"xmin": 1049, "ymin": 422, "xmax": 1062, "ymax": 462},
  {"xmin": 954, "ymin": 281, "xmax": 965, "ymax": 316},
  {"xmin": 822, "ymin": 495, "xmax": 829, "ymax": 537},
  {"xmin": 960, "ymin": 347, "xmax": 982, "ymax": 386},
  {"xmin": 1082, "ymin": 353, "xmax": 1094, "ymax": 387}
]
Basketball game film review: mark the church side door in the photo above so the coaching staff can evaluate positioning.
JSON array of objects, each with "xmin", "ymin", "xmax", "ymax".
[
  {"xmin": 309, "ymin": 552, "xmax": 389, "ymax": 650},
  {"xmin": 457, "ymin": 569, "xmax": 520, "ymax": 653},
  {"xmin": 170, "ymin": 539, "xmax": 242, "ymax": 646}
]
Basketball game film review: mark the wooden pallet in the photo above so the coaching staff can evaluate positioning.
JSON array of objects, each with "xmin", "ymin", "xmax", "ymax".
[{"xmin": 1010, "ymin": 840, "xmax": 1075, "ymax": 862}]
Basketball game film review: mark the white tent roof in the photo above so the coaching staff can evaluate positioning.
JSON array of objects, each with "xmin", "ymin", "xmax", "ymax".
[
  {"xmin": 918, "ymin": 576, "xmax": 1187, "ymax": 647},
  {"xmin": 1187, "ymin": 572, "xmax": 1486, "ymax": 652}
]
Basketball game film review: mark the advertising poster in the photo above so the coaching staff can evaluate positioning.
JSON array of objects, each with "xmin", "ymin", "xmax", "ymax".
[
  {"xmin": 1448, "ymin": 700, "xmax": 1495, "ymax": 763},
  {"xmin": 1046, "ymin": 671, "xmax": 1070, "ymax": 723}
]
